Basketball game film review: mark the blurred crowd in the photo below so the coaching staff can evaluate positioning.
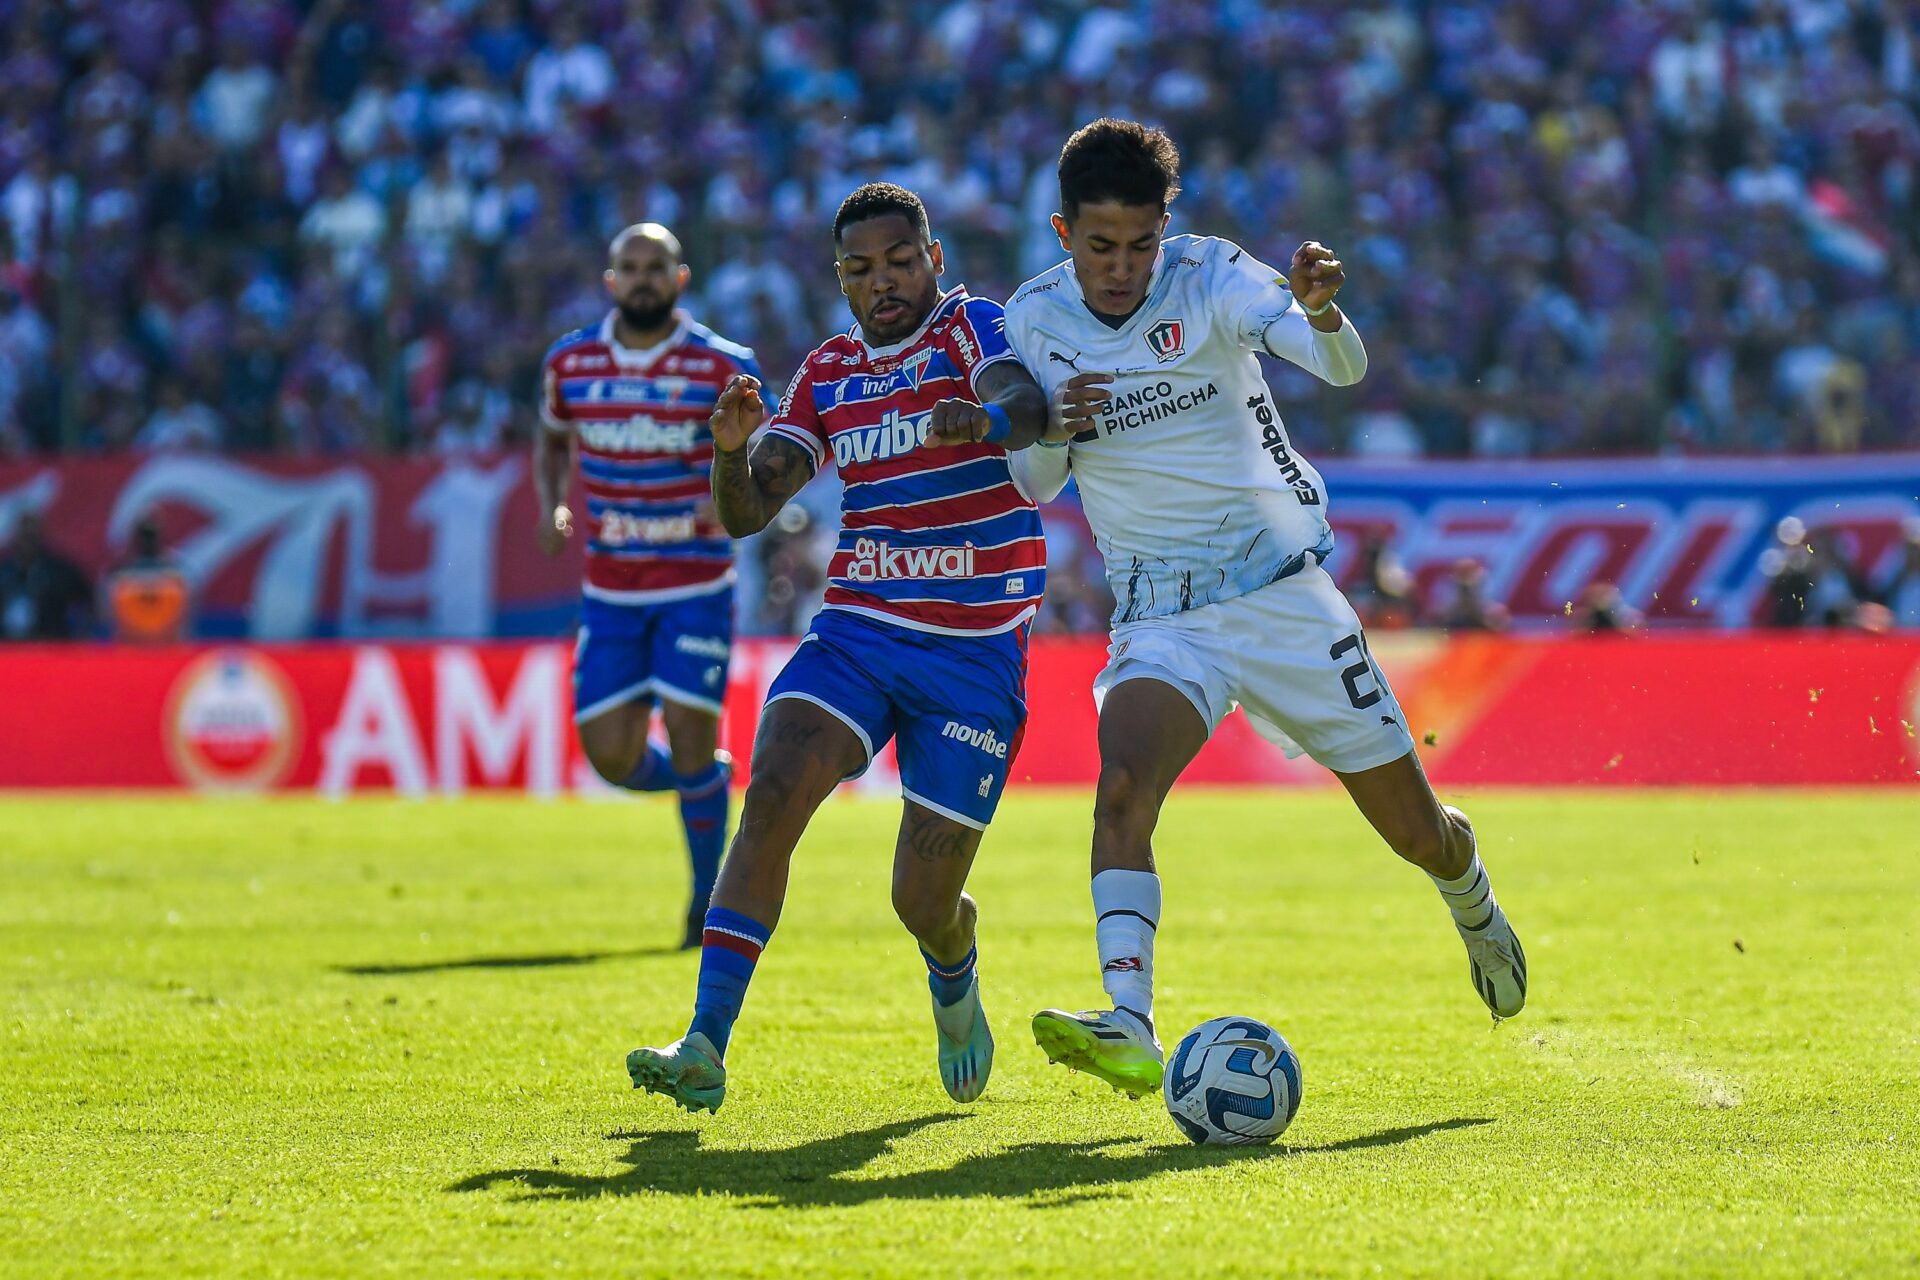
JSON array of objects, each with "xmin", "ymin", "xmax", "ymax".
[{"xmin": 0, "ymin": 0, "xmax": 1918, "ymax": 463}]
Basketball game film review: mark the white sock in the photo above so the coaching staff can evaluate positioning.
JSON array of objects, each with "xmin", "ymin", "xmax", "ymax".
[
  {"xmin": 1429, "ymin": 818, "xmax": 1497, "ymax": 930},
  {"xmin": 1092, "ymin": 868, "xmax": 1159, "ymax": 1033}
]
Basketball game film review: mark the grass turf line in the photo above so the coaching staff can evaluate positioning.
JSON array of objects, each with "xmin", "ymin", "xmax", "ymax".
[{"xmin": 2, "ymin": 790, "xmax": 1917, "ymax": 1278}]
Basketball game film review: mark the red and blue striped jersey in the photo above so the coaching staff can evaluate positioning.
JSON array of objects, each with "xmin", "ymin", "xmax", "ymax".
[
  {"xmin": 763, "ymin": 288, "xmax": 1045, "ymax": 636},
  {"xmin": 541, "ymin": 310, "xmax": 759, "ymax": 604}
]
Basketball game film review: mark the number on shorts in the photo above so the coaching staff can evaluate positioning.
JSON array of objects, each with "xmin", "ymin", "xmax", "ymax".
[{"xmin": 1330, "ymin": 633, "xmax": 1382, "ymax": 710}]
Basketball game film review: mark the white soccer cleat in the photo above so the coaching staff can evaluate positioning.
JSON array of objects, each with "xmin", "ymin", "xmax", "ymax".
[{"xmin": 1456, "ymin": 904, "xmax": 1527, "ymax": 1020}]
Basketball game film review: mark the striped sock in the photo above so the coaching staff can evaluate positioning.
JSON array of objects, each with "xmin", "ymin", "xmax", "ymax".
[
  {"xmin": 621, "ymin": 743, "xmax": 675, "ymax": 793},
  {"xmin": 1431, "ymin": 854, "xmax": 1497, "ymax": 930},
  {"xmin": 675, "ymin": 760, "xmax": 730, "ymax": 910},
  {"xmin": 1093, "ymin": 869, "xmax": 1159, "ymax": 1032},
  {"xmin": 923, "ymin": 943, "xmax": 977, "ymax": 1008},
  {"xmin": 688, "ymin": 906, "xmax": 770, "ymax": 1058}
]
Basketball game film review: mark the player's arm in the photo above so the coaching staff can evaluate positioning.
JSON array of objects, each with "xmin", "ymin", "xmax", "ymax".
[
  {"xmin": 708, "ymin": 374, "xmax": 814, "ymax": 537},
  {"xmin": 1260, "ymin": 241, "xmax": 1367, "ymax": 386},
  {"xmin": 533, "ymin": 422, "xmax": 574, "ymax": 556},
  {"xmin": 924, "ymin": 357, "xmax": 1051, "ymax": 450}
]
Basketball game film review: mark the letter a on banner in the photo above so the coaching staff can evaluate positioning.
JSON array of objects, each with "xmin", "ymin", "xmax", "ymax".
[{"xmin": 320, "ymin": 648, "xmax": 431, "ymax": 795}]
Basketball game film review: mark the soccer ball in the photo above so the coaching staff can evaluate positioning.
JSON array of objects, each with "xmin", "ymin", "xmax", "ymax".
[{"xmin": 1163, "ymin": 1016, "xmax": 1302, "ymax": 1145}]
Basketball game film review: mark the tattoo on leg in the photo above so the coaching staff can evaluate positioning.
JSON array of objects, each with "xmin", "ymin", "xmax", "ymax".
[
  {"xmin": 907, "ymin": 808, "xmax": 971, "ymax": 863},
  {"xmin": 768, "ymin": 720, "xmax": 822, "ymax": 747}
]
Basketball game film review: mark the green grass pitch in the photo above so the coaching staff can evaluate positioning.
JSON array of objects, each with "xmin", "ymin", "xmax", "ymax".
[{"xmin": 4, "ymin": 789, "xmax": 1917, "ymax": 1278}]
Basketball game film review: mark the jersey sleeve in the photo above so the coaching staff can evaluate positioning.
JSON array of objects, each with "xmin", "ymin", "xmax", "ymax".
[
  {"xmin": 1208, "ymin": 242, "xmax": 1302, "ymax": 354},
  {"xmin": 539, "ymin": 349, "xmax": 572, "ymax": 433},
  {"xmin": 1209, "ymin": 241, "xmax": 1369, "ymax": 386},
  {"xmin": 762, "ymin": 361, "xmax": 827, "ymax": 470},
  {"xmin": 947, "ymin": 296, "xmax": 1019, "ymax": 398}
]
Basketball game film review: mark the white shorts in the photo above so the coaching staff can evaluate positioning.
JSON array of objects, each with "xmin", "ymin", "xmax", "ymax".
[{"xmin": 1092, "ymin": 566, "xmax": 1416, "ymax": 775}]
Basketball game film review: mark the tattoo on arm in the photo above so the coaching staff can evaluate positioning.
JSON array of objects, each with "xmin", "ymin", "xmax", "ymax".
[
  {"xmin": 712, "ymin": 434, "xmax": 815, "ymax": 537},
  {"xmin": 973, "ymin": 359, "xmax": 1051, "ymax": 450}
]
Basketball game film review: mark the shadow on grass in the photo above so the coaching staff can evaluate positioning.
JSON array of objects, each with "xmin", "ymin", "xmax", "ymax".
[
  {"xmin": 335, "ymin": 946, "xmax": 683, "ymax": 976},
  {"xmin": 450, "ymin": 1114, "xmax": 1492, "ymax": 1208}
]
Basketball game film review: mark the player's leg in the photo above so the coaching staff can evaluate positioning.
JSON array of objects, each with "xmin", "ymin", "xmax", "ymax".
[
  {"xmin": 1033, "ymin": 644, "xmax": 1220, "ymax": 1097},
  {"xmin": 888, "ymin": 623, "xmax": 1030, "ymax": 1103},
  {"xmin": 652, "ymin": 589, "xmax": 738, "ymax": 946},
  {"xmin": 1232, "ymin": 567, "xmax": 1526, "ymax": 1020},
  {"xmin": 572, "ymin": 605, "xmax": 674, "ymax": 790},
  {"xmin": 891, "ymin": 802, "xmax": 991, "ymax": 1102},
  {"xmin": 1336, "ymin": 753, "xmax": 1526, "ymax": 1019},
  {"xmin": 625, "ymin": 697, "xmax": 867, "ymax": 1111}
]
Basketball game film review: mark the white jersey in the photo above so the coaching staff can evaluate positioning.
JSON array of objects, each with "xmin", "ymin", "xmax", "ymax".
[{"xmin": 1005, "ymin": 234, "xmax": 1367, "ymax": 624}]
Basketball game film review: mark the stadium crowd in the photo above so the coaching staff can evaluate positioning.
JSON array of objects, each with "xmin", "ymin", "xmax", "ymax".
[{"xmin": 1, "ymin": 0, "xmax": 1919, "ymax": 635}]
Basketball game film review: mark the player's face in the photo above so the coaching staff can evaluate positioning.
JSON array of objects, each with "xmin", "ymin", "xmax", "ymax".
[
  {"xmin": 836, "ymin": 214, "xmax": 944, "ymax": 344},
  {"xmin": 604, "ymin": 237, "xmax": 688, "ymax": 331},
  {"xmin": 1054, "ymin": 203, "xmax": 1170, "ymax": 316}
]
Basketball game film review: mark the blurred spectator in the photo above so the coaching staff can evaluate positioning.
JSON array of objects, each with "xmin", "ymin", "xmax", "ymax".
[
  {"xmin": 1761, "ymin": 516, "xmax": 1820, "ymax": 625},
  {"xmin": 105, "ymin": 515, "xmax": 191, "ymax": 643},
  {"xmin": 1888, "ymin": 519, "xmax": 1920, "ymax": 627},
  {"xmin": 1434, "ymin": 559, "xmax": 1510, "ymax": 632},
  {"xmin": 1348, "ymin": 535, "xmax": 1416, "ymax": 629},
  {"xmin": 1571, "ymin": 581, "xmax": 1643, "ymax": 632},
  {"xmin": 0, "ymin": 511, "xmax": 92, "ymax": 640},
  {"xmin": 136, "ymin": 379, "xmax": 226, "ymax": 452}
]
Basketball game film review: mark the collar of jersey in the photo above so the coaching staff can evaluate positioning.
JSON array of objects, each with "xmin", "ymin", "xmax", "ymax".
[
  {"xmin": 598, "ymin": 309, "xmax": 691, "ymax": 368},
  {"xmin": 1067, "ymin": 245, "xmax": 1170, "ymax": 334},
  {"xmin": 849, "ymin": 286, "xmax": 967, "ymax": 358}
]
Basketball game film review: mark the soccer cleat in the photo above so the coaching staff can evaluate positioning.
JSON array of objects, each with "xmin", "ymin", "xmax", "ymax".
[
  {"xmin": 932, "ymin": 977, "xmax": 994, "ymax": 1103},
  {"xmin": 1031, "ymin": 1007, "xmax": 1164, "ymax": 1097},
  {"xmin": 626, "ymin": 1031, "xmax": 727, "ymax": 1113},
  {"xmin": 1457, "ymin": 904, "xmax": 1528, "ymax": 1020}
]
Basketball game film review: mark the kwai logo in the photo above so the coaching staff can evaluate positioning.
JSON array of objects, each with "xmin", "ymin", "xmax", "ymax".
[
  {"xmin": 846, "ymin": 536, "xmax": 976, "ymax": 582},
  {"xmin": 941, "ymin": 720, "xmax": 1009, "ymax": 758},
  {"xmin": 831, "ymin": 408, "xmax": 933, "ymax": 467}
]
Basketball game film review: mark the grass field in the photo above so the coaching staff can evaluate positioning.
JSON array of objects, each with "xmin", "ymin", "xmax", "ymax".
[{"xmin": 4, "ymin": 789, "xmax": 1918, "ymax": 1278}]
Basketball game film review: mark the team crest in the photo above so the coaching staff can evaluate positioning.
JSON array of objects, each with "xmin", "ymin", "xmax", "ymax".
[
  {"xmin": 901, "ymin": 347, "xmax": 934, "ymax": 390},
  {"xmin": 1145, "ymin": 318, "xmax": 1185, "ymax": 362}
]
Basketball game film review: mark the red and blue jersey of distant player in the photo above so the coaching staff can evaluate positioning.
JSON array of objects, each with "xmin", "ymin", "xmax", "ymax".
[
  {"xmin": 763, "ymin": 288, "xmax": 1046, "ymax": 636},
  {"xmin": 541, "ymin": 311, "xmax": 760, "ymax": 603}
]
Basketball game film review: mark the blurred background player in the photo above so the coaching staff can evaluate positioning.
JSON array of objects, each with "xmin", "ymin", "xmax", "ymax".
[
  {"xmin": 535, "ymin": 223, "xmax": 757, "ymax": 948},
  {"xmin": 625, "ymin": 184, "xmax": 1051, "ymax": 1114},
  {"xmin": 1007, "ymin": 120, "xmax": 1526, "ymax": 1098}
]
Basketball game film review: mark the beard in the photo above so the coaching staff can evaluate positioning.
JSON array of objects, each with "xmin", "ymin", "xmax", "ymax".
[{"xmin": 617, "ymin": 292, "xmax": 677, "ymax": 331}]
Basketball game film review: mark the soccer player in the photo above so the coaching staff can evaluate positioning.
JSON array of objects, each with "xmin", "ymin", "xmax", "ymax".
[
  {"xmin": 1004, "ymin": 119, "xmax": 1528, "ymax": 1097},
  {"xmin": 624, "ymin": 184, "xmax": 1053, "ymax": 1113},
  {"xmin": 536, "ymin": 223, "xmax": 753, "ymax": 948}
]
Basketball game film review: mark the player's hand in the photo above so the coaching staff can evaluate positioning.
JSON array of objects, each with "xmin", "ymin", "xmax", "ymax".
[
  {"xmin": 538, "ymin": 504, "xmax": 572, "ymax": 557},
  {"xmin": 923, "ymin": 397, "xmax": 993, "ymax": 447},
  {"xmin": 1051, "ymin": 371, "xmax": 1114, "ymax": 436},
  {"xmin": 1288, "ymin": 242, "xmax": 1345, "ymax": 313},
  {"xmin": 709, "ymin": 374, "xmax": 764, "ymax": 453}
]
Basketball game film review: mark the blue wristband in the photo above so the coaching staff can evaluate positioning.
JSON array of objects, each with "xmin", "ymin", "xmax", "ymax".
[{"xmin": 980, "ymin": 402, "xmax": 1012, "ymax": 443}]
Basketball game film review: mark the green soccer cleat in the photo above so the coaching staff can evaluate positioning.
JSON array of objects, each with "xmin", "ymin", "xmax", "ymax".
[
  {"xmin": 1031, "ymin": 1007, "xmax": 1164, "ymax": 1098},
  {"xmin": 626, "ymin": 1032, "xmax": 727, "ymax": 1113},
  {"xmin": 933, "ymin": 978, "xmax": 994, "ymax": 1103}
]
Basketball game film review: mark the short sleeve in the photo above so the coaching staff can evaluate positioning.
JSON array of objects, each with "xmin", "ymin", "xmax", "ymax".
[
  {"xmin": 539, "ymin": 352, "xmax": 571, "ymax": 433},
  {"xmin": 762, "ymin": 362, "xmax": 827, "ymax": 470},
  {"xmin": 1208, "ymin": 242, "xmax": 1300, "ymax": 355},
  {"xmin": 947, "ymin": 296, "xmax": 1019, "ymax": 397}
]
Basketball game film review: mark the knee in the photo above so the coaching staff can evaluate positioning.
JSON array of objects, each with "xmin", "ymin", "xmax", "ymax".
[
  {"xmin": 738, "ymin": 755, "xmax": 828, "ymax": 830},
  {"xmin": 581, "ymin": 739, "xmax": 637, "ymax": 785}
]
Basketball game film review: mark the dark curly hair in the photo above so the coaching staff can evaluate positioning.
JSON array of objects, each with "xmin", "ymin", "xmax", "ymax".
[
  {"xmin": 1057, "ymin": 118, "xmax": 1182, "ymax": 221},
  {"xmin": 833, "ymin": 182, "xmax": 931, "ymax": 245}
]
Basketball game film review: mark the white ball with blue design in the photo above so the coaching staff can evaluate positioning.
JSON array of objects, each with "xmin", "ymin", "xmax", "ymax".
[{"xmin": 1162, "ymin": 1015, "xmax": 1303, "ymax": 1145}]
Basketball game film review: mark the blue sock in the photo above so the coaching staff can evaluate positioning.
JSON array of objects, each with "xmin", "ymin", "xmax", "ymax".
[
  {"xmin": 922, "ymin": 943, "xmax": 977, "ymax": 1008},
  {"xmin": 621, "ymin": 743, "xmax": 675, "ymax": 793},
  {"xmin": 675, "ymin": 759, "xmax": 730, "ymax": 909},
  {"xmin": 688, "ymin": 906, "xmax": 769, "ymax": 1058}
]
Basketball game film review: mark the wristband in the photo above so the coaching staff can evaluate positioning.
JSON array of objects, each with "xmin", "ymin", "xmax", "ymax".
[
  {"xmin": 1301, "ymin": 297, "xmax": 1336, "ymax": 318},
  {"xmin": 981, "ymin": 402, "xmax": 1012, "ymax": 443}
]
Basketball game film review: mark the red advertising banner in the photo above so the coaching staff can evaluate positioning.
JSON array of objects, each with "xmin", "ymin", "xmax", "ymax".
[{"xmin": 1, "ymin": 634, "xmax": 1915, "ymax": 791}]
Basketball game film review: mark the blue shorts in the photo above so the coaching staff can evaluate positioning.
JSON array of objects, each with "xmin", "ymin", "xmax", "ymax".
[
  {"xmin": 765, "ymin": 608, "xmax": 1030, "ymax": 830},
  {"xmin": 572, "ymin": 588, "xmax": 733, "ymax": 723}
]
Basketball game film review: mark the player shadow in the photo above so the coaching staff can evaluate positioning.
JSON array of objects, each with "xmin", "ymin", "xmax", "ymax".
[
  {"xmin": 334, "ymin": 946, "xmax": 682, "ymax": 977},
  {"xmin": 449, "ymin": 1114, "xmax": 1491, "ymax": 1208}
]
